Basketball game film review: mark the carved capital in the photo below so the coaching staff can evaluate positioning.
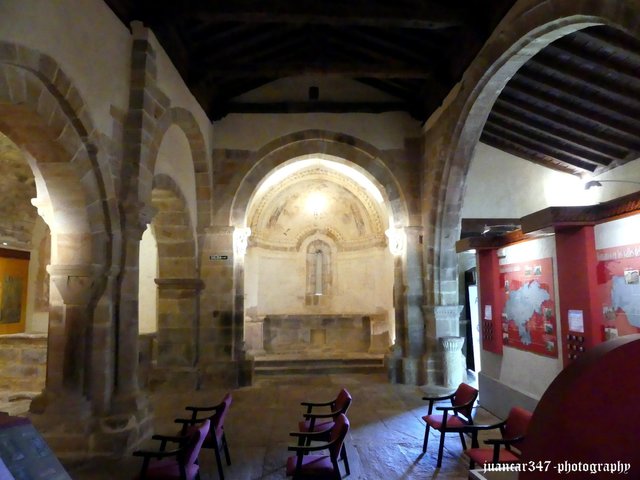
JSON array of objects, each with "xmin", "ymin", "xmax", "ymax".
[{"xmin": 47, "ymin": 264, "xmax": 105, "ymax": 306}]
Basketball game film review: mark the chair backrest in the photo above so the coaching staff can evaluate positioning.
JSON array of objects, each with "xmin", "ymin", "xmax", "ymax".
[
  {"xmin": 452, "ymin": 383, "xmax": 478, "ymax": 420},
  {"xmin": 328, "ymin": 413, "xmax": 350, "ymax": 460},
  {"xmin": 332, "ymin": 388, "xmax": 352, "ymax": 416},
  {"xmin": 211, "ymin": 393, "xmax": 232, "ymax": 440},
  {"xmin": 503, "ymin": 407, "xmax": 532, "ymax": 441},
  {"xmin": 181, "ymin": 419, "xmax": 210, "ymax": 468}
]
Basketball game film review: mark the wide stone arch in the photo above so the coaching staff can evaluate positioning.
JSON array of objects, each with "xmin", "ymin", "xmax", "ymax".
[
  {"xmin": 0, "ymin": 43, "xmax": 116, "ymax": 415},
  {"xmin": 226, "ymin": 129, "xmax": 418, "ymax": 381},
  {"xmin": 230, "ymin": 130, "xmax": 409, "ymax": 229},
  {"xmin": 147, "ymin": 107, "xmax": 211, "ymax": 234},
  {"xmin": 426, "ymin": 0, "xmax": 640, "ymax": 306}
]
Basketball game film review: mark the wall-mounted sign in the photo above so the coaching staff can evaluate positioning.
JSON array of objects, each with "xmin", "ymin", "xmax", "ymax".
[
  {"xmin": 568, "ymin": 309, "xmax": 585, "ymax": 333},
  {"xmin": 209, "ymin": 255, "xmax": 229, "ymax": 261}
]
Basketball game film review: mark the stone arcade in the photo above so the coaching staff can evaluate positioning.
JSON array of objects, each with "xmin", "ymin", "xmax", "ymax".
[{"xmin": 0, "ymin": 0, "xmax": 639, "ymax": 465}]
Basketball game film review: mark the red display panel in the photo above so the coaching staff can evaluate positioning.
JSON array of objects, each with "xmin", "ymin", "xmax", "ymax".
[
  {"xmin": 499, "ymin": 257, "xmax": 558, "ymax": 357},
  {"xmin": 595, "ymin": 242, "xmax": 640, "ymax": 339}
]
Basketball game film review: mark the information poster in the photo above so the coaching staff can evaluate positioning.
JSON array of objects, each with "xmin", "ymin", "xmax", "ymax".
[
  {"xmin": 499, "ymin": 257, "xmax": 558, "ymax": 357},
  {"xmin": 596, "ymin": 242, "xmax": 640, "ymax": 338}
]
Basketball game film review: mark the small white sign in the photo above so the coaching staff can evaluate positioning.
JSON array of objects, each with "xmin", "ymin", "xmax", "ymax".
[
  {"xmin": 568, "ymin": 309, "xmax": 584, "ymax": 333},
  {"xmin": 484, "ymin": 304, "xmax": 492, "ymax": 321}
]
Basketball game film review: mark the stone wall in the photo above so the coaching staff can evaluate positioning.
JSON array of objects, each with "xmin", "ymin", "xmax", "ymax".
[{"xmin": 0, "ymin": 334, "xmax": 46, "ymax": 394}]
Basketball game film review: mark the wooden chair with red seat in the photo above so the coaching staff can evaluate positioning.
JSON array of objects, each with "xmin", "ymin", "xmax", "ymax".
[
  {"xmin": 422, "ymin": 383, "xmax": 478, "ymax": 468},
  {"xmin": 133, "ymin": 419, "xmax": 210, "ymax": 480},
  {"xmin": 464, "ymin": 406, "xmax": 532, "ymax": 469},
  {"xmin": 287, "ymin": 413, "xmax": 350, "ymax": 480},
  {"xmin": 297, "ymin": 388, "xmax": 352, "ymax": 475},
  {"xmin": 175, "ymin": 393, "xmax": 232, "ymax": 480}
]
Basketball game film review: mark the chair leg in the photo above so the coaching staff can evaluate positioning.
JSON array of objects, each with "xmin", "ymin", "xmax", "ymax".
[
  {"xmin": 436, "ymin": 431, "xmax": 445, "ymax": 468},
  {"xmin": 222, "ymin": 434, "xmax": 231, "ymax": 465},
  {"xmin": 458, "ymin": 432, "xmax": 467, "ymax": 450},
  {"xmin": 422, "ymin": 424, "xmax": 430, "ymax": 453},
  {"xmin": 341, "ymin": 444, "xmax": 350, "ymax": 475},
  {"xmin": 214, "ymin": 445, "xmax": 225, "ymax": 480}
]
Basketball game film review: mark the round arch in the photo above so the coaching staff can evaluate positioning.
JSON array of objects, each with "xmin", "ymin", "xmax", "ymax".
[
  {"xmin": 147, "ymin": 107, "xmax": 211, "ymax": 233},
  {"xmin": 231, "ymin": 130, "xmax": 409, "ymax": 230},
  {"xmin": 0, "ymin": 43, "xmax": 116, "ymax": 414},
  {"xmin": 427, "ymin": 0, "xmax": 640, "ymax": 305}
]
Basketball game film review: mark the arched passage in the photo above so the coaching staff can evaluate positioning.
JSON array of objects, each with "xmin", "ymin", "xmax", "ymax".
[
  {"xmin": 426, "ymin": 0, "xmax": 640, "ymax": 307},
  {"xmin": 226, "ymin": 130, "xmax": 424, "ymax": 382},
  {"xmin": 0, "ymin": 45, "xmax": 115, "ymax": 420}
]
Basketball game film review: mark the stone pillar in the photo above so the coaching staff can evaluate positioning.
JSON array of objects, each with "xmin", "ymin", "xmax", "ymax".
[
  {"xmin": 151, "ymin": 278, "xmax": 204, "ymax": 389},
  {"xmin": 423, "ymin": 305, "xmax": 464, "ymax": 385},
  {"xmin": 440, "ymin": 336, "xmax": 465, "ymax": 388},
  {"xmin": 386, "ymin": 226, "xmax": 425, "ymax": 385},
  {"xmin": 198, "ymin": 226, "xmax": 239, "ymax": 386},
  {"xmin": 29, "ymin": 264, "xmax": 101, "ymax": 454}
]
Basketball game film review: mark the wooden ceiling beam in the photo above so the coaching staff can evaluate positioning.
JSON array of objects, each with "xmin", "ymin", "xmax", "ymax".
[
  {"xmin": 480, "ymin": 132, "xmax": 581, "ymax": 175},
  {"xmin": 186, "ymin": 2, "xmax": 465, "ymax": 30},
  {"xmin": 508, "ymin": 76, "xmax": 640, "ymax": 138},
  {"xmin": 483, "ymin": 124, "xmax": 603, "ymax": 172},
  {"xmin": 225, "ymin": 101, "xmax": 409, "ymax": 114},
  {"xmin": 496, "ymin": 93, "xmax": 640, "ymax": 152},
  {"xmin": 574, "ymin": 28, "xmax": 640, "ymax": 67},
  {"xmin": 486, "ymin": 113, "xmax": 619, "ymax": 166},
  {"xmin": 198, "ymin": 62, "xmax": 434, "ymax": 79},
  {"xmin": 527, "ymin": 52, "xmax": 640, "ymax": 111},
  {"xmin": 492, "ymin": 99, "xmax": 633, "ymax": 156}
]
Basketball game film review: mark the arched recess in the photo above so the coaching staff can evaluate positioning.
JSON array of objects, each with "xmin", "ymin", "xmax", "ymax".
[
  {"xmin": 146, "ymin": 107, "xmax": 211, "ymax": 236},
  {"xmin": 426, "ymin": 0, "xmax": 640, "ymax": 307},
  {"xmin": 230, "ymin": 130, "xmax": 416, "ymax": 367},
  {"xmin": 0, "ymin": 43, "xmax": 115, "ymax": 416},
  {"xmin": 144, "ymin": 174, "xmax": 200, "ymax": 369}
]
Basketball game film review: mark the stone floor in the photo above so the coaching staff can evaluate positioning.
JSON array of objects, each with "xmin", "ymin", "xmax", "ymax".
[{"xmin": 63, "ymin": 373, "xmax": 499, "ymax": 480}]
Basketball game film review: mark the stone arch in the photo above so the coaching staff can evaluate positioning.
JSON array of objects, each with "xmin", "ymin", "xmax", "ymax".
[
  {"xmin": 427, "ymin": 0, "xmax": 640, "ymax": 306},
  {"xmin": 0, "ymin": 43, "xmax": 116, "ymax": 414},
  {"xmin": 231, "ymin": 130, "xmax": 409, "ymax": 229},
  {"xmin": 232, "ymin": 130, "xmax": 412, "ymax": 372},
  {"xmin": 149, "ymin": 174, "xmax": 201, "ymax": 370},
  {"xmin": 147, "ymin": 107, "xmax": 211, "ymax": 233}
]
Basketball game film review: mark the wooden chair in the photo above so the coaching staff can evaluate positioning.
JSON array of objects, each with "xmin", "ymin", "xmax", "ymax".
[
  {"xmin": 133, "ymin": 419, "xmax": 210, "ymax": 480},
  {"xmin": 422, "ymin": 383, "xmax": 478, "ymax": 467},
  {"xmin": 464, "ymin": 406, "xmax": 532, "ymax": 469},
  {"xmin": 287, "ymin": 413, "xmax": 350, "ymax": 479},
  {"xmin": 175, "ymin": 393, "xmax": 232, "ymax": 480},
  {"xmin": 297, "ymin": 388, "xmax": 352, "ymax": 475}
]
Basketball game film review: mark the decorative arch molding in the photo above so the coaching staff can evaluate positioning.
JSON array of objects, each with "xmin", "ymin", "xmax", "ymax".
[
  {"xmin": 0, "ymin": 43, "xmax": 117, "ymax": 419},
  {"xmin": 0, "ymin": 43, "xmax": 114, "ymax": 268},
  {"xmin": 426, "ymin": 0, "xmax": 640, "ymax": 306},
  {"xmin": 230, "ymin": 130, "xmax": 409, "ymax": 230},
  {"xmin": 147, "ymin": 107, "xmax": 211, "ymax": 233}
]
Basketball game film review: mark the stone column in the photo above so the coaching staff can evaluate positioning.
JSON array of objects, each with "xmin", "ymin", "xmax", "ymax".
[
  {"xmin": 386, "ymin": 226, "xmax": 425, "ymax": 385},
  {"xmin": 29, "ymin": 264, "xmax": 102, "ymax": 453},
  {"xmin": 440, "ymin": 336, "xmax": 465, "ymax": 388},
  {"xmin": 423, "ymin": 305, "xmax": 464, "ymax": 384},
  {"xmin": 152, "ymin": 277, "xmax": 204, "ymax": 389}
]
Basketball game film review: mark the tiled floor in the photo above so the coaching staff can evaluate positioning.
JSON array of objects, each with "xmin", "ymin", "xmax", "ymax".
[{"xmin": 64, "ymin": 373, "xmax": 499, "ymax": 480}]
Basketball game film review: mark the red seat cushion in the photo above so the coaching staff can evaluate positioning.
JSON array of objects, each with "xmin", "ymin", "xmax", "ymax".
[
  {"xmin": 466, "ymin": 447, "xmax": 520, "ymax": 466},
  {"xmin": 286, "ymin": 454, "xmax": 335, "ymax": 477},
  {"xmin": 298, "ymin": 419, "xmax": 334, "ymax": 433},
  {"xmin": 423, "ymin": 414, "xmax": 470, "ymax": 430},
  {"xmin": 134, "ymin": 458, "xmax": 199, "ymax": 480}
]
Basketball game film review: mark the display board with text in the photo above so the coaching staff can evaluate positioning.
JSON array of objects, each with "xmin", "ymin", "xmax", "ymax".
[
  {"xmin": 596, "ymin": 242, "xmax": 640, "ymax": 339},
  {"xmin": 499, "ymin": 257, "xmax": 558, "ymax": 357}
]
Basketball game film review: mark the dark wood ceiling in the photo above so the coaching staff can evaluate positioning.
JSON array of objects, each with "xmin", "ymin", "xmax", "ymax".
[
  {"xmin": 104, "ymin": 0, "xmax": 514, "ymax": 121},
  {"xmin": 104, "ymin": 2, "xmax": 640, "ymax": 176},
  {"xmin": 482, "ymin": 25, "xmax": 640, "ymax": 176}
]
